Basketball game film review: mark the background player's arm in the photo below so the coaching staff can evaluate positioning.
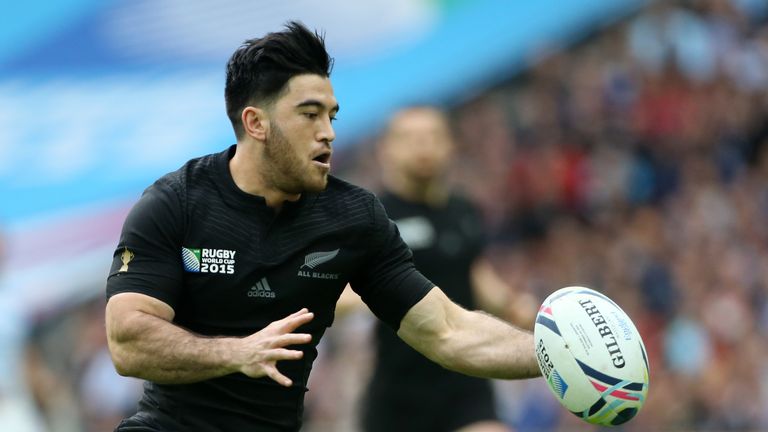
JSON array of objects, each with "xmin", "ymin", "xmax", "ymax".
[
  {"xmin": 471, "ymin": 258, "xmax": 538, "ymax": 330},
  {"xmin": 334, "ymin": 284, "xmax": 366, "ymax": 318},
  {"xmin": 397, "ymin": 287, "xmax": 540, "ymax": 380},
  {"xmin": 106, "ymin": 292, "xmax": 313, "ymax": 386}
]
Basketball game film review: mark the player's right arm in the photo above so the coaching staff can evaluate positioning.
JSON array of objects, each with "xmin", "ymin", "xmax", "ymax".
[
  {"xmin": 106, "ymin": 293, "xmax": 312, "ymax": 386},
  {"xmin": 105, "ymin": 180, "xmax": 313, "ymax": 387}
]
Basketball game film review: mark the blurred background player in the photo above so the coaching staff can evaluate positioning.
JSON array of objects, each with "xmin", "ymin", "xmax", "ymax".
[
  {"xmin": 0, "ymin": 230, "xmax": 46, "ymax": 432},
  {"xmin": 355, "ymin": 106, "xmax": 537, "ymax": 432}
]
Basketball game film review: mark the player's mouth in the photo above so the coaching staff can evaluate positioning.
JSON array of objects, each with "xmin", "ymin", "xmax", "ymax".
[{"xmin": 311, "ymin": 151, "xmax": 332, "ymax": 170}]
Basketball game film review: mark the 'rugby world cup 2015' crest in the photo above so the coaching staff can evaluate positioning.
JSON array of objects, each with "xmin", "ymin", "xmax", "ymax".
[
  {"xmin": 182, "ymin": 247, "xmax": 202, "ymax": 272},
  {"xmin": 182, "ymin": 247, "xmax": 236, "ymax": 274}
]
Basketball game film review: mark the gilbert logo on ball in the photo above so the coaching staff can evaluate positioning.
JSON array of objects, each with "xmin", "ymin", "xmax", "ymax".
[{"xmin": 534, "ymin": 286, "xmax": 650, "ymax": 426}]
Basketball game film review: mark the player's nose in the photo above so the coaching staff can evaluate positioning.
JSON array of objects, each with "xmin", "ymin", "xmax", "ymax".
[{"xmin": 317, "ymin": 118, "xmax": 335, "ymax": 145}]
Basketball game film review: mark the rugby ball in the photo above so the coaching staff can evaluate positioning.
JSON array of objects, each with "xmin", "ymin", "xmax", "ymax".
[{"xmin": 534, "ymin": 286, "xmax": 649, "ymax": 426}]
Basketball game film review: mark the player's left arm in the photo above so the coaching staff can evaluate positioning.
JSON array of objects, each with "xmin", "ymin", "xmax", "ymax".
[{"xmin": 397, "ymin": 287, "xmax": 541, "ymax": 380}]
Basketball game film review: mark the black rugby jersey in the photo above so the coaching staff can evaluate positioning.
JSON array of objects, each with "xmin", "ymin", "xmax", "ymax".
[
  {"xmin": 368, "ymin": 192, "xmax": 487, "ymax": 387},
  {"xmin": 106, "ymin": 145, "xmax": 434, "ymax": 431}
]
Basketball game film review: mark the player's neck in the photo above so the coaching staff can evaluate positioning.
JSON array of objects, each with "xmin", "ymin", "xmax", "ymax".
[
  {"xmin": 229, "ymin": 143, "xmax": 300, "ymax": 210},
  {"xmin": 387, "ymin": 175, "xmax": 448, "ymax": 206}
]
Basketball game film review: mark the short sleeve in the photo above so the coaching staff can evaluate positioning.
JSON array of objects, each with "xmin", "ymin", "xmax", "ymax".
[
  {"xmin": 350, "ymin": 196, "xmax": 435, "ymax": 330},
  {"xmin": 106, "ymin": 180, "xmax": 184, "ymax": 309}
]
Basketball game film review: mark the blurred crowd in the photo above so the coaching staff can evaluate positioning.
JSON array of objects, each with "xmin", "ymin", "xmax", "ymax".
[
  {"xmin": 9, "ymin": 0, "xmax": 768, "ymax": 431},
  {"xmin": 329, "ymin": 0, "xmax": 768, "ymax": 431}
]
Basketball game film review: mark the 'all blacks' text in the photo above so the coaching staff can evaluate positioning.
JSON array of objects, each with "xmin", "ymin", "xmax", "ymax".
[{"xmin": 297, "ymin": 270, "xmax": 339, "ymax": 280}]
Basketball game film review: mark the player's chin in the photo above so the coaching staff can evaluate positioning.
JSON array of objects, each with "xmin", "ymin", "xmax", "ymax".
[
  {"xmin": 409, "ymin": 166, "xmax": 439, "ymax": 182},
  {"xmin": 304, "ymin": 175, "xmax": 329, "ymax": 192}
]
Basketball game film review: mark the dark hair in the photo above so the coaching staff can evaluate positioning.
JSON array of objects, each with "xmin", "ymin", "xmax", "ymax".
[{"xmin": 225, "ymin": 21, "xmax": 334, "ymax": 138}]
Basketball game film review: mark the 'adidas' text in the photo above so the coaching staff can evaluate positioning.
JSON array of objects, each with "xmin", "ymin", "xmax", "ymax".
[{"xmin": 248, "ymin": 278, "xmax": 275, "ymax": 298}]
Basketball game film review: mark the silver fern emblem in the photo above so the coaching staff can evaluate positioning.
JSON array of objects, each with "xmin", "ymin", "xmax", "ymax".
[{"xmin": 302, "ymin": 249, "xmax": 340, "ymax": 269}]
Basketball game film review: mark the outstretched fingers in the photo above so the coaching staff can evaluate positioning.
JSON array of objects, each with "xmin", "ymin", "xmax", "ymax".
[
  {"xmin": 272, "ymin": 309, "xmax": 314, "ymax": 334},
  {"xmin": 263, "ymin": 364, "xmax": 293, "ymax": 387},
  {"xmin": 286, "ymin": 308, "xmax": 309, "ymax": 319},
  {"xmin": 272, "ymin": 332, "xmax": 312, "ymax": 347},
  {"xmin": 267, "ymin": 348, "xmax": 304, "ymax": 361},
  {"xmin": 237, "ymin": 309, "xmax": 315, "ymax": 385},
  {"xmin": 256, "ymin": 347, "xmax": 305, "ymax": 386}
]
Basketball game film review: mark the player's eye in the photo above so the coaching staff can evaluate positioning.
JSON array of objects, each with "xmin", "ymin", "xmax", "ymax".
[{"xmin": 303, "ymin": 112, "xmax": 318, "ymax": 120}]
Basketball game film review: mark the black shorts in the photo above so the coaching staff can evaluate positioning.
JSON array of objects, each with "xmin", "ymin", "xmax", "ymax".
[
  {"xmin": 114, "ymin": 415, "xmax": 163, "ymax": 432},
  {"xmin": 115, "ymin": 413, "xmax": 296, "ymax": 432},
  {"xmin": 362, "ymin": 378, "xmax": 499, "ymax": 432}
]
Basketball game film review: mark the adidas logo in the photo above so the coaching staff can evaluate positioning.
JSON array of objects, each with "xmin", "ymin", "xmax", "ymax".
[{"xmin": 248, "ymin": 277, "xmax": 275, "ymax": 298}]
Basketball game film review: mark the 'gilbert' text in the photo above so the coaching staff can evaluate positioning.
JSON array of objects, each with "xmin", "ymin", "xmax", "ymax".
[{"xmin": 578, "ymin": 298, "xmax": 625, "ymax": 368}]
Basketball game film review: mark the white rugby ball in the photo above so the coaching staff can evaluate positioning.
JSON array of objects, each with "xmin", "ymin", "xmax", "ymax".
[{"xmin": 534, "ymin": 286, "xmax": 649, "ymax": 426}]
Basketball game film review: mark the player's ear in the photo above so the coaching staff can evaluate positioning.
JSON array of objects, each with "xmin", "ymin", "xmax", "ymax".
[
  {"xmin": 375, "ymin": 130, "xmax": 393, "ymax": 166},
  {"xmin": 242, "ymin": 106, "xmax": 269, "ymax": 141}
]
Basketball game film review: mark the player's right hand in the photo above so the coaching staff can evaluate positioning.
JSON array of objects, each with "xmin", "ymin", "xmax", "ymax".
[{"xmin": 231, "ymin": 308, "xmax": 314, "ymax": 386}]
